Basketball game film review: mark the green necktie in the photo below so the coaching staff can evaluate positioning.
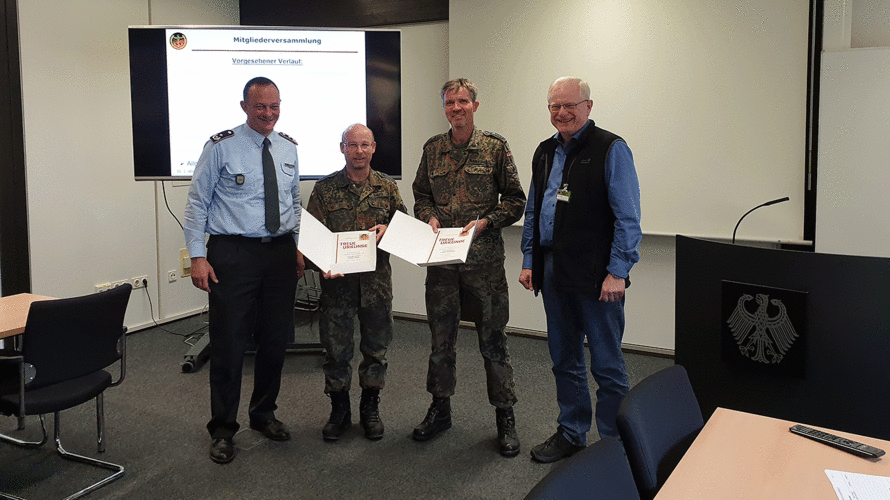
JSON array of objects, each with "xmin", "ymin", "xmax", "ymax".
[{"xmin": 262, "ymin": 138, "xmax": 280, "ymax": 234}]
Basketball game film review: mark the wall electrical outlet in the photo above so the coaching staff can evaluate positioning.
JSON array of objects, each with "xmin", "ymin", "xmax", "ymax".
[
  {"xmin": 168, "ymin": 270, "xmax": 177, "ymax": 282},
  {"xmin": 96, "ymin": 280, "xmax": 128, "ymax": 293},
  {"xmin": 180, "ymin": 248, "xmax": 192, "ymax": 278},
  {"xmin": 132, "ymin": 276, "xmax": 148, "ymax": 289}
]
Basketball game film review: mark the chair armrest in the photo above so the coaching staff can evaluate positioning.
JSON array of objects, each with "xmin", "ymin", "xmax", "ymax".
[{"xmin": 109, "ymin": 328, "xmax": 127, "ymax": 387}]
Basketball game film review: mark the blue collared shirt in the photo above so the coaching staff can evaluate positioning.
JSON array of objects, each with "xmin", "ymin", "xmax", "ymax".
[
  {"xmin": 521, "ymin": 123, "xmax": 641, "ymax": 279},
  {"xmin": 184, "ymin": 122, "xmax": 301, "ymax": 258}
]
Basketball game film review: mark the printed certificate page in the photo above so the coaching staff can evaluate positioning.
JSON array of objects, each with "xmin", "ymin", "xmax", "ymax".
[
  {"xmin": 297, "ymin": 207, "xmax": 376, "ymax": 275},
  {"xmin": 422, "ymin": 226, "xmax": 474, "ymax": 266},
  {"xmin": 378, "ymin": 211, "xmax": 476, "ymax": 267},
  {"xmin": 331, "ymin": 231, "xmax": 376, "ymax": 274}
]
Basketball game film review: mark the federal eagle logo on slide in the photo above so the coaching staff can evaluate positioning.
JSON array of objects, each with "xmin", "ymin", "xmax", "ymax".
[
  {"xmin": 727, "ymin": 293, "xmax": 798, "ymax": 364},
  {"xmin": 170, "ymin": 32, "xmax": 187, "ymax": 50}
]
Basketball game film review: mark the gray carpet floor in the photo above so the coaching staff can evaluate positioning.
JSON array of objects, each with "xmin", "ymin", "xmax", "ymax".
[{"xmin": 0, "ymin": 311, "xmax": 672, "ymax": 500}]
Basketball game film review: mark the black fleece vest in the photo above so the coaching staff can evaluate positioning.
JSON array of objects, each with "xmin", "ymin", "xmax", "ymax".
[{"xmin": 530, "ymin": 121, "xmax": 623, "ymax": 294}]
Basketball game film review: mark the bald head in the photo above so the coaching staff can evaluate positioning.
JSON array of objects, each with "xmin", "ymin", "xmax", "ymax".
[
  {"xmin": 341, "ymin": 123, "xmax": 375, "ymax": 143},
  {"xmin": 340, "ymin": 123, "xmax": 376, "ymax": 179}
]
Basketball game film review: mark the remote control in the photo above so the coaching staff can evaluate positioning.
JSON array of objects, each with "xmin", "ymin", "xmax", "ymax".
[{"xmin": 789, "ymin": 424, "xmax": 885, "ymax": 458}]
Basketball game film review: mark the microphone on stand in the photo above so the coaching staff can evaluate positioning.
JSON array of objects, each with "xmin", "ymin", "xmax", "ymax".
[{"xmin": 732, "ymin": 197, "xmax": 790, "ymax": 244}]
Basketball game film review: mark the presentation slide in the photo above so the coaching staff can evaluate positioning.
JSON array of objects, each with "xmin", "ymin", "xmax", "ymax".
[{"xmin": 164, "ymin": 28, "xmax": 367, "ymax": 178}]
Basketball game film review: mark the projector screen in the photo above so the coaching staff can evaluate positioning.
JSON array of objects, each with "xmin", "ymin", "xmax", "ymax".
[{"xmin": 128, "ymin": 26, "xmax": 401, "ymax": 181}]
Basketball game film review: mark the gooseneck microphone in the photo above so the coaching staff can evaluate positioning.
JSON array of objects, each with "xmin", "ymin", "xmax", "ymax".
[{"xmin": 732, "ymin": 197, "xmax": 790, "ymax": 244}]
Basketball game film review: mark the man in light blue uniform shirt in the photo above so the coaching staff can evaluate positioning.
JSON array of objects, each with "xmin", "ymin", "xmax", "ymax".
[
  {"xmin": 184, "ymin": 76, "xmax": 303, "ymax": 464},
  {"xmin": 519, "ymin": 77, "xmax": 642, "ymax": 463}
]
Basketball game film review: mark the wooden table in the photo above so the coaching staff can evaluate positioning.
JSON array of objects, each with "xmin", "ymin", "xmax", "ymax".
[
  {"xmin": 0, "ymin": 293, "xmax": 55, "ymax": 339},
  {"xmin": 655, "ymin": 407, "xmax": 890, "ymax": 499}
]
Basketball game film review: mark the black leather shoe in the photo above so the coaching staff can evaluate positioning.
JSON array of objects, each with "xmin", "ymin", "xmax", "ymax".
[
  {"xmin": 530, "ymin": 431, "xmax": 585, "ymax": 463},
  {"xmin": 495, "ymin": 407, "xmax": 520, "ymax": 458},
  {"xmin": 209, "ymin": 438, "xmax": 234, "ymax": 464},
  {"xmin": 250, "ymin": 418, "xmax": 291, "ymax": 441},
  {"xmin": 413, "ymin": 397, "xmax": 451, "ymax": 442}
]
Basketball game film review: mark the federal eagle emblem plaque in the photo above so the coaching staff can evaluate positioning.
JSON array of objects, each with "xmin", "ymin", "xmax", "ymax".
[{"xmin": 721, "ymin": 281, "xmax": 808, "ymax": 378}]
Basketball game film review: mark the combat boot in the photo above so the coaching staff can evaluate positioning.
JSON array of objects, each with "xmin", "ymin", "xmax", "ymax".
[
  {"xmin": 495, "ymin": 407, "xmax": 520, "ymax": 457},
  {"xmin": 359, "ymin": 388, "xmax": 384, "ymax": 440},
  {"xmin": 412, "ymin": 396, "xmax": 451, "ymax": 441},
  {"xmin": 322, "ymin": 391, "xmax": 351, "ymax": 441}
]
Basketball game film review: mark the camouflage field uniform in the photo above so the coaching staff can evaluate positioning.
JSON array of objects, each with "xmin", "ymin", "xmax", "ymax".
[
  {"xmin": 307, "ymin": 168, "xmax": 407, "ymax": 393},
  {"xmin": 412, "ymin": 128, "xmax": 526, "ymax": 408}
]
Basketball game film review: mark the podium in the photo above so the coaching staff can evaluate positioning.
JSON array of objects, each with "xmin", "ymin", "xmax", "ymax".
[{"xmin": 675, "ymin": 236, "xmax": 890, "ymax": 441}]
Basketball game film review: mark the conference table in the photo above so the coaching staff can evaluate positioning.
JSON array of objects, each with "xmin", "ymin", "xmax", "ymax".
[
  {"xmin": 655, "ymin": 407, "xmax": 890, "ymax": 499},
  {"xmin": 0, "ymin": 293, "xmax": 55, "ymax": 339}
]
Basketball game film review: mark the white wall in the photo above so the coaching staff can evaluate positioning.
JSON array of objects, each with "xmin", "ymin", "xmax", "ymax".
[
  {"xmin": 817, "ymin": 0, "xmax": 890, "ymax": 257},
  {"xmin": 448, "ymin": 0, "xmax": 809, "ymax": 243},
  {"xmin": 852, "ymin": 0, "xmax": 890, "ymax": 48}
]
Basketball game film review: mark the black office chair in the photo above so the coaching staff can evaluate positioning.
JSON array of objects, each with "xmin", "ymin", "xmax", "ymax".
[
  {"xmin": 0, "ymin": 284, "xmax": 132, "ymax": 500},
  {"xmin": 616, "ymin": 365, "xmax": 704, "ymax": 500},
  {"xmin": 524, "ymin": 437, "xmax": 641, "ymax": 500}
]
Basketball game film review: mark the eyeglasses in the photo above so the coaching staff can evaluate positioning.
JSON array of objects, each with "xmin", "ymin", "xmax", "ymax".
[
  {"xmin": 344, "ymin": 142, "xmax": 373, "ymax": 151},
  {"xmin": 547, "ymin": 100, "xmax": 589, "ymax": 113}
]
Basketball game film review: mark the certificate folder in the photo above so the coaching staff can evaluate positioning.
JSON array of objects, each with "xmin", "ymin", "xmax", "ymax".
[
  {"xmin": 378, "ymin": 211, "xmax": 476, "ymax": 267},
  {"xmin": 298, "ymin": 207, "xmax": 376, "ymax": 275}
]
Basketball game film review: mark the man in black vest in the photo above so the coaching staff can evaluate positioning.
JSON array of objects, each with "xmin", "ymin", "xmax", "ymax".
[{"xmin": 519, "ymin": 77, "xmax": 642, "ymax": 463}]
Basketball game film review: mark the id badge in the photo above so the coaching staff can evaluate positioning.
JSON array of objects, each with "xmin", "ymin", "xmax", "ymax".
[{"xmin": 556, "ymin": 187, "xmax": 571, "ymax": 203}]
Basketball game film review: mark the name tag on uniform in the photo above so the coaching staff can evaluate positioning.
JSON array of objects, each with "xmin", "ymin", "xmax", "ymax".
[
  {"xmin": 557, "ymin": 187, "xmax": 571, "ymax": 203},
  {"xmin": 236, "ymin": 174, "xmax": 245, "ymax": 185}
]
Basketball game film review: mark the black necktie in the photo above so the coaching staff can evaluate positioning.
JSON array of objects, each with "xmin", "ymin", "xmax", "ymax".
[{"xmin": 262, "ymin": 138, "xmax": 280, "ymax": 234}]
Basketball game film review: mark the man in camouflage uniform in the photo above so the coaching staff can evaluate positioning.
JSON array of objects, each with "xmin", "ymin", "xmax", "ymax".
[
  {"xmin": 306, "ymin": 123, "xmax": 407, "ymax": 441},
  {"xmin": 411, "ymin": 78, "xmax": 526, "ymax": 457}
]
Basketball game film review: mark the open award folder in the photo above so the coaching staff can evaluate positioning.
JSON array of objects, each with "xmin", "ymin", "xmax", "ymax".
[
  {"xmin": 297, "ymin": 207, "xmax": 376, "ymax": 275},
  {"xmin": 378, "ymin": 210, "xmax": 476, "ymax": 267}
]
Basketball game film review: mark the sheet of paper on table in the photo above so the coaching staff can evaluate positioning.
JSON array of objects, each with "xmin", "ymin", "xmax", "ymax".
[
  {"xmin": 297, "ymin": 207, "xmax": 376, "ymax": 275},
  {"xmin": 825, "ymin": 469, "xmax": 890, "ymax": 500},
  {"xmin": 378, "ymin": 210, "xmax": 476, "ymax": 267}
]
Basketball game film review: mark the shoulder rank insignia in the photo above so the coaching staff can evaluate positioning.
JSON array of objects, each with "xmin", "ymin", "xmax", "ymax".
[
  {"xmin": 482, "ymin": 130, "xmax": 508, "ymax": 143},
  {"xmin": 210, "ymin": 130, "xmax": 234, "ymax": 144},
  {"xmin": 423, "ymin": 133, "xmax": 446, "ymax": 148},
  {"xmin": 278, "ymin": 132, "xmax": 298, "ymax": 145}
]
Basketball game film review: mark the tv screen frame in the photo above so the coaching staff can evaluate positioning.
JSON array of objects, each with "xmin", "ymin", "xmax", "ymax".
[{"xmin": 128, "ymin": 25, "xmax": 401, "ymax": 181}]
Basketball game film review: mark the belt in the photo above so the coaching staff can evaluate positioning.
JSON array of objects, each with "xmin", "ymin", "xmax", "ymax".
[{"xmin": 210, "ymin": 233, "xmax": 292, "ymax": 244}]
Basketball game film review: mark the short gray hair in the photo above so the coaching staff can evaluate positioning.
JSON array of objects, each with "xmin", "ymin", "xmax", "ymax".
[
  {"xmin": 548, "ymin": 77, "xmax": 591, "ymax": 102},
  {"xmin": 440, "ymin": 78, "xmax": 478, "ymax": 103}
]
